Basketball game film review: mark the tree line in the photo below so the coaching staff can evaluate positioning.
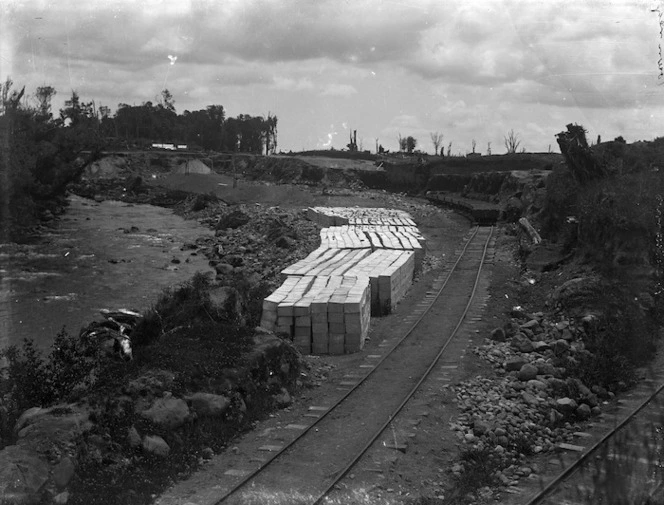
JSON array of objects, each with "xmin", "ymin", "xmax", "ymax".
[
  {"xmin": 0, "ymin": 79, "xmax": 278, "ymax": 239},
  {"xmin": 106, "ymin": 90, "xmax": 278, "ymax": 154}
]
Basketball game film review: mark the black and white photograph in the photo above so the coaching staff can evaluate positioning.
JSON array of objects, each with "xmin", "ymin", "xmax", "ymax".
[{"xmin": 2, "ymin": 1, "xmax": 664, "ymax": 504}]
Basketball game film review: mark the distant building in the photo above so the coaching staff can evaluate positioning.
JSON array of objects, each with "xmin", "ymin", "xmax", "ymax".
[{"xmin": 152, "ymin": 143, "xmax": 176, "ymax": 150}]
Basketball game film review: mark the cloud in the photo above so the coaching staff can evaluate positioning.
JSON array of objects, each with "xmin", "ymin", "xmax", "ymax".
[
  {"xmin": 320, "ymin": 83, "xmax": 357, "ymax": 96},
  {"xmin": 272, "ymin": 76, "xmax": 314, "ymax": 91}
]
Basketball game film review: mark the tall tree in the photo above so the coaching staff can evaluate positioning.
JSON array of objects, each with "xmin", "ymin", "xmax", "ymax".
[
  {"xmin": 160, "ymin": 89, "xmax": 175, "ymax": 113},
  {"xmin": 35, "ymin": 86, "xmax": 56, "ymax": 120},
  {"xmin": 406, "ymin": 136, "xmax": 417, "ymax": 153}
]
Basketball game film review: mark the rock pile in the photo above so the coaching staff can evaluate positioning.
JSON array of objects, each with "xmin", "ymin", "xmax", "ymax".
[
  {"xmin": 451, "ymin": 308, "xmax": 614, "ymax": 486},
  {"xmin": 192, "ymin": 204, "xmax": 322, "ymax": 286}
]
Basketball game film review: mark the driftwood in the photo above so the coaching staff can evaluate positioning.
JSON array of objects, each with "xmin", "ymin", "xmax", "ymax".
[{"xmin": 518, "ymin": 217, "xmax": 542, "ymax": 245}]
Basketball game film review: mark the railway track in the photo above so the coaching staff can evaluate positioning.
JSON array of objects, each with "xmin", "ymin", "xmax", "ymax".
[
  {"xmin": 164, "ymin": 225, "xmax": 494, "ymax": 505},
  {"xmin": 516, "ymin": 374, "xmax": 664, "ymax": 505}
]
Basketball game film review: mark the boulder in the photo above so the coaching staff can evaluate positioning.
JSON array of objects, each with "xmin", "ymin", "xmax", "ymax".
[
  {"xmin": 561, "ymin": 329, "xmax": 574, "ymax": 341},
  {"xmin": 592, "ymin": 385, "xmax": 610, "ymax": 400},
  {"xmin": 552, "ymin": 339, "xmax": 571, "ymax": 356},
  {"xmin": 273, "ymin": 388, "xmax": 292, "ymax": 408},
  {"xmin": 504, "ymin": 321, "xmax": 520, "ymax": 337},
  {"xmin": 15, "ymin": 405, "xmax": 93, "ymax": 454},
  {"xmin": 510, "ymin": 333, "xmax": 534, "ymax": 353},
  {"xmin": 127, "ymin": 426, "xmax": 142, "ymax": 448},
  {"xmin": 214, "ymin": 263, "xmax": 234, "ymax": 276},
  {"xmin": 549, "ymin": 409, "xmax": 564, "ymax": 424},
  {"xmin": 551, "ymin": 276, "xmax": 602, "ymax": 313},
  {"xmin": 142, "ymin": 435, "xmax": 170, "ymax": 457},
  {"xmin": 527, "ymin": 379, "xmax": 547, "ymax": 390},
  {"xmin": 556, "ymin": 397, "xmax": 578, "ymax": 414},
  {"xmin": 505, "ymin": 357, "xmax": 528, "ymax": 372},
  {"xmin": 520, "ymin": 319, "xmax": 541, "ymax": 332},
  {"xmin": 140, "ymin": 398, "xmax": 190, "ymax": 429},
  {"xmin": 52, "ymin": 457, "xmax": 75, "ymax": 489},
  {"xmin": 53, "ymin": 491, "xmax": 70, "ymax": 504},
  {"xmin": 555, "ymin": 320, "xmax": 569, "ymax": 331},
  {"xmin": 535, "ymin": 361, "xmax": 556, "ymax": 376},
  {"xmin": 473, "ymin": 419, "xmax": 491, "ymax": 435},
  {"xmin": 532, "ymin": 341, "xmax": 551, "ymax": 353},
  {"xmin": 490, "ymin": 327, "xmax": 506, "ymax": 342},
  {"xmin": 186, "ymin": 393, "xmax": 230, "ymax": 417},
  {"xmin": 0, "ymin": 445, "xmax": 49, "ymax": 504},
  {"xmin": 517, "ymin": 364, "xmax": 539, "ymax": 381},
  {"xmin": 521, "ymin": 391, "xmax": 539, "ymax": 405},
  {"xmin": 576, "ymin": 404, "xmax": 592, "ymax": 420},
  {"xmin": 547, "ymin": 378, "xmax": 569, "ymax": 395}
]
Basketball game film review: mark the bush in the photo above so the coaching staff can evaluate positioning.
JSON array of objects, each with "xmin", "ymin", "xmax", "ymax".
[
  {"xmin": 447, "ymin": 447, "xmax": 501, "ymax": 503},
  {"xmin": 300, "ymin": 165, "xmax": 325, "ymax": 183},
  {"xmin": 0, "ymin": 328, "xmax": 101, "ymax": 446},
  {"xmin": 567, "ymin": 289, "xmax": 656, "ymax": 389}
]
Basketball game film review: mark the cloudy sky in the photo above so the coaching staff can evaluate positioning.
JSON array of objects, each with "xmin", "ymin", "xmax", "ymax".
[{"xmin": 2, "ymin": 0, "xmax": 664, "ymax": 153}]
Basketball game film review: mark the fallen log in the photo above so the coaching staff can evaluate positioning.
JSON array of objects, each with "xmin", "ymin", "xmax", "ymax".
[{"xmin": 518, "ymin": 217, "xmax": 542, "ymax": 245}]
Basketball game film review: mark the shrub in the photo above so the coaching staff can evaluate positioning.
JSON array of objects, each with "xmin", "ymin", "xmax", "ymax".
[
  {"xmin": 0, "ymin": 328, "xmax": 101, "ymax": 446},
  {"xmin": 566, "ymin": 289, "xmax": 656, "ymax": 389},
  {"xmin": 447, "ymin": 447, "xmax": 501, "ymax": 502},
  {"xmin": 131, "ymin": 272, "xmax": 261, "ymax": 347},
  {"xmin": 300, "ymin": 165, "xmax": 325, "ymax": 183}
]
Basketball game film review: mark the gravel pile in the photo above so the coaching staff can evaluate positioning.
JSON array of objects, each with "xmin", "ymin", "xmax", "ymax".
[
  {"xmin": 193, "ymin": 204, "xmax": 322, "ymax": 290},
  {"xmin": 451, "ymin": 307, "xmax": 615, "ymax": 485}
]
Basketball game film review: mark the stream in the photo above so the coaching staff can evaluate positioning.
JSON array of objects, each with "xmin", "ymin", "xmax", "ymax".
[{"xmin": 0, "ymin": 195, "xmax": 214, "ymax": 352}]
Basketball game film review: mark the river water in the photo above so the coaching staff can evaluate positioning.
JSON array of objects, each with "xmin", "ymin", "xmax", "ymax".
[{"xmin": 0, "ymin": 195, "xmax": 214, "ymax": 352}]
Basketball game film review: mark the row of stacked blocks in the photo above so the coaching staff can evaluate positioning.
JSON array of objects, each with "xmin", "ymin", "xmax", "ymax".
[{"xmin": 260, "ymin": 207, "xmax": 425, "ymax": 355}]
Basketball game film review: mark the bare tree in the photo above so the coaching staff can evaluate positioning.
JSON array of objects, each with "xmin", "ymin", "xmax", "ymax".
[
  {"xmin": 447, "ymin": 141, "xmax": 452, "ymax": 157},
  {"xmin": 429, "ymin": 131, "xmax": 444, "ymax": 156},
  {"xmin": 375, "ymin": 137, "xmax": 379, "ymax": 154},
  {"xmin": 397, "ymin": 133, "xmax": 407, "ymax": 152},
  {"xmin": 471, "ymin": 139, "xmax": 477, "ymax": 154},
  {"xmin": 504, "ymin": 129, "xmax": 521, "ymax": 154}
]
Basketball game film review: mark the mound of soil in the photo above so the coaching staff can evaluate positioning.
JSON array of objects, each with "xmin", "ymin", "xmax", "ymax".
[
  {"xmin": 84, "ymin": 155, "xmax": 133, "ymax": 179},
  {"xmin": 175, "ymin": 159, "xmax": 211, "ymax": 175}
]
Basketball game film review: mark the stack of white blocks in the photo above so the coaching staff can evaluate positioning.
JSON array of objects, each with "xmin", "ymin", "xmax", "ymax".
[
  {"xmin": 261, "ymin": 207, "xmax": 423, "ymax": 355},
  {"xmin": 345, "ymin": 249, "xmax": 415, "ymax": 316}
]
